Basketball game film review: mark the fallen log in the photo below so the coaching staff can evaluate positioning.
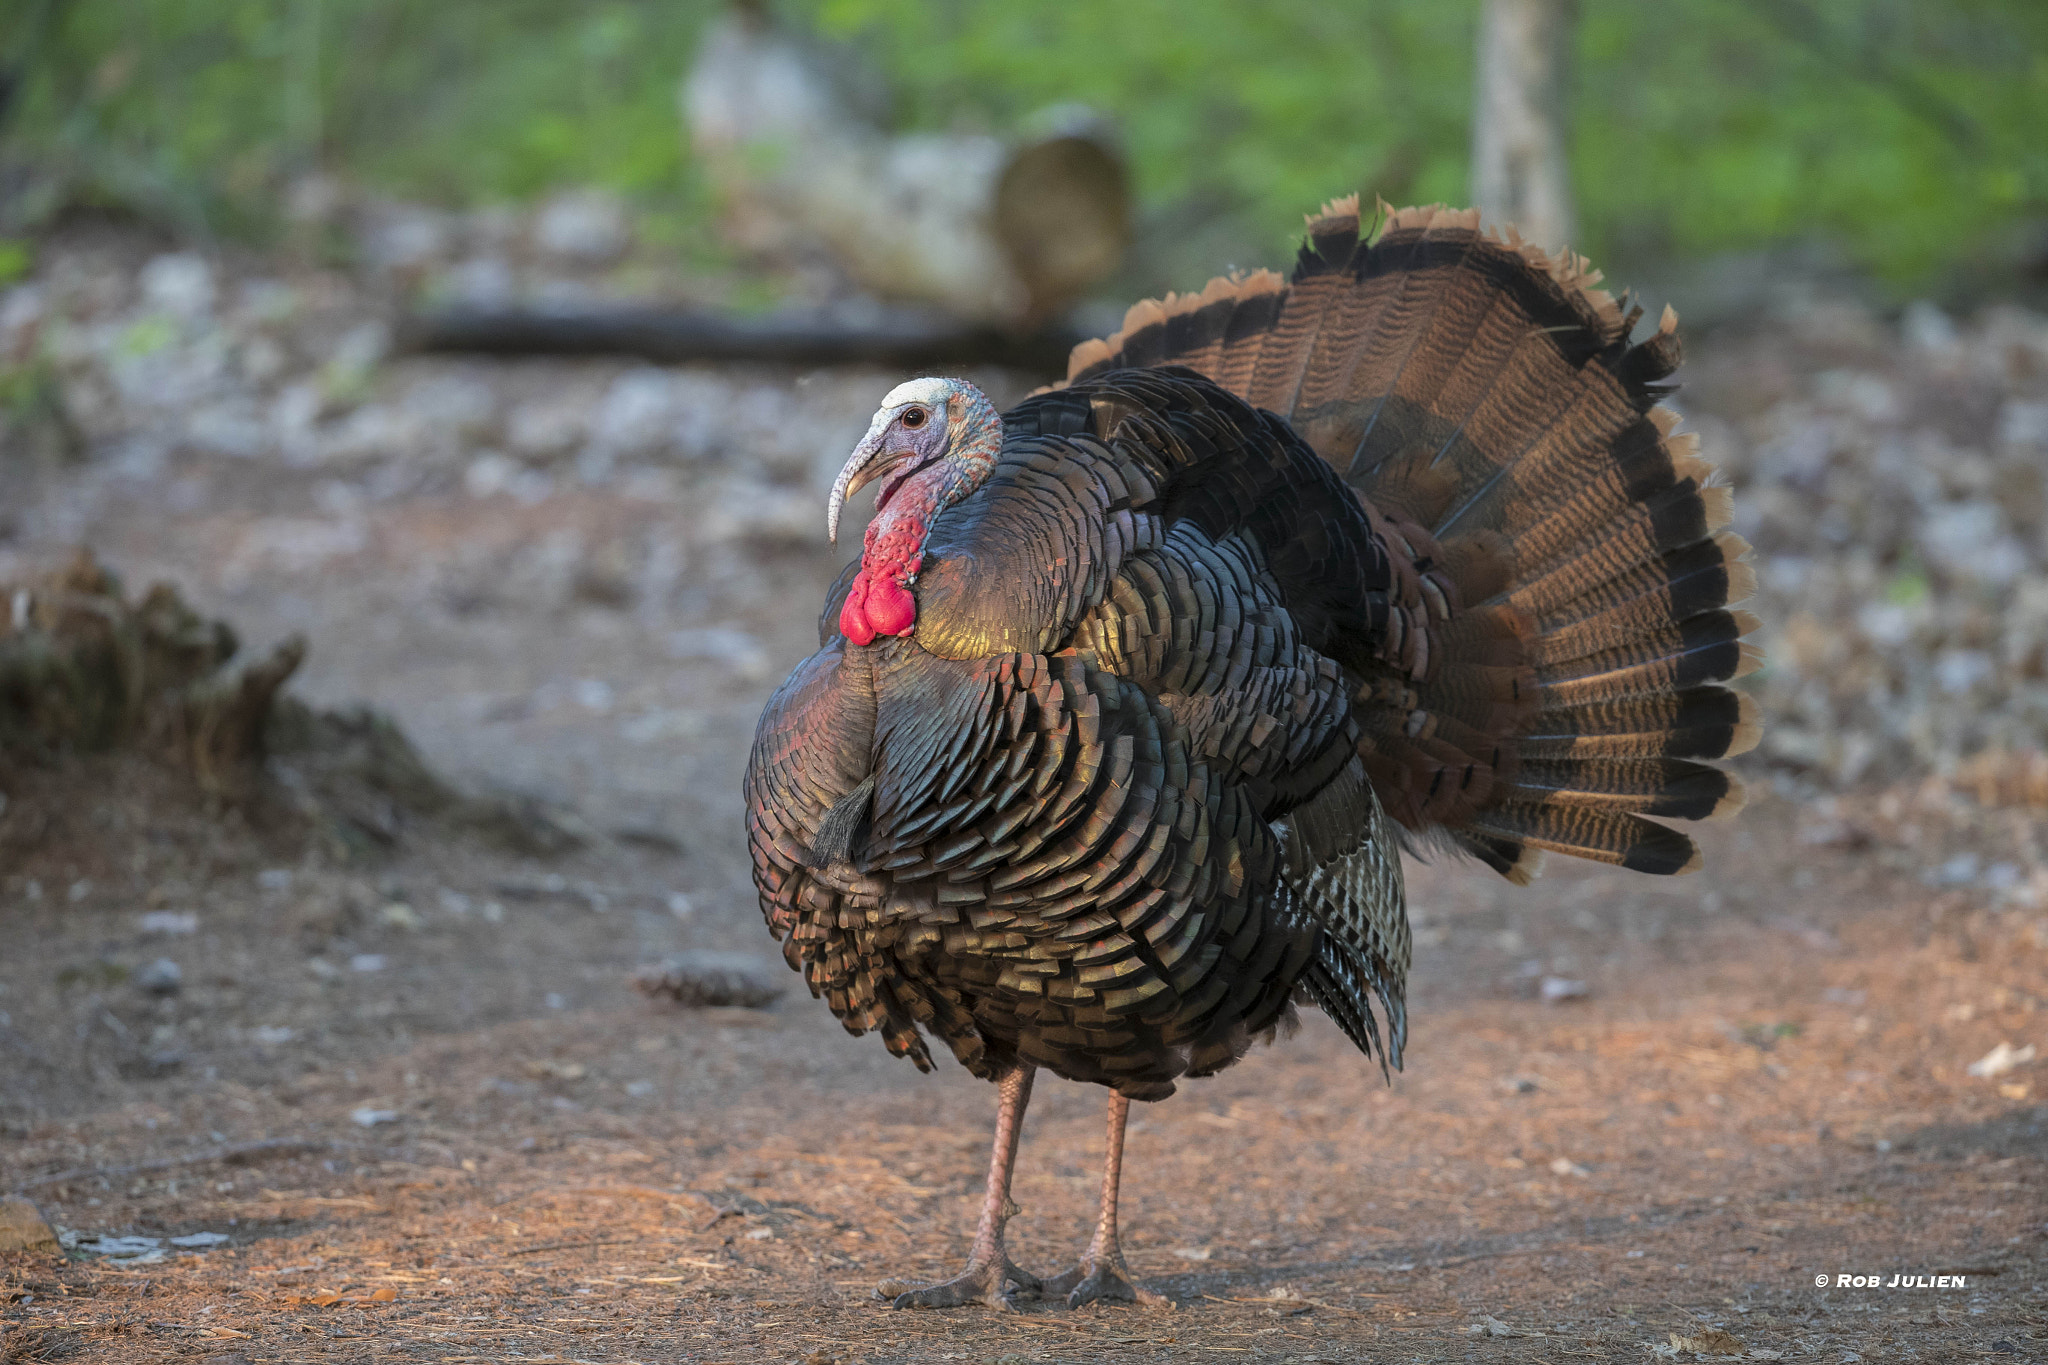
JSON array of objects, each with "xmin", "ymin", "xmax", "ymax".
[
  {"xmin": 399, "ymin": 303, "xmax": 1084, "ymax": 374},
  {"xmin": 683, "ymin": 8, "xmax": 1130, "ymax": 326}
]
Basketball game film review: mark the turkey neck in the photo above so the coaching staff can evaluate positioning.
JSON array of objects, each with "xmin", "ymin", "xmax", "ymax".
[{"xmin": 840, "ymin": 395, "xmax": 1002, "ymax": 647}]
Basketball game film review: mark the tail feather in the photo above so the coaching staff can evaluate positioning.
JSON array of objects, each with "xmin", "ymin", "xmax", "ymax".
[
  {"xmin": 1449, "ymin": 828, "xmax": 1545, "ymax": 884},
  {"xmin": 1519, "ymin": 688, "xmax": 1762, "ymax": 761},
  {"xmin": 1545, "ymin": 607, "xmax": 1761, "ymax": 678},
  {"xmin": 1479, "ymin": 455, "xmax": 1721, "ymax": 587},
  {"xmin": 1062, "ymin": 197, "xmax": 1759, "ymax": 881},
  {"xmin": 1297, "ymin": 216, "xmax": 1480, "ymax": 464},
  {"xmin": 1508, "ymin": 530, "xmax": 1754, "ymax": 632},
  {"xmin": 1538, "ymin": 619, "xmax": 1757, "ymax": 706},
  {"xmin": 1525, "ymin": 583, "xmax": 1755, "ymax": 670},
  {"xmin": 1351, "ymin": 282, "xmax": 1571, "ymax": 491},
  {"xmin": 1467, "ymin": 802, "xmax": 1704, "ymax": 876},
  {"xmin": 1510, "ymin": 757, "xmax": 1745, "ymax": 820},
  {"xmin": 1474, "ymin": 802, "xmax": 1695, "ymax": 875}
]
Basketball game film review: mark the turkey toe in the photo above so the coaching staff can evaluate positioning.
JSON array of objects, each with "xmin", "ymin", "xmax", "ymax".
[
  {"xmin": 884, "ymin": 1257, "xmax": 1038, "ymax": 1311},
  {"xmin": 1045, "ymin": 1261, "xmax": 1169, "ymax": 1309}
]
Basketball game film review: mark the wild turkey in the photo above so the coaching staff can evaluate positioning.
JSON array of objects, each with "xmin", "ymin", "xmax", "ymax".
[{"xmin": 745, "ymin": 198, "xmax": 1759, "ymax": 1310}]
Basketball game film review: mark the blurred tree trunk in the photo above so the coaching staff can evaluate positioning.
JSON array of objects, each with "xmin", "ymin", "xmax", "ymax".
[{"xmin": 1470, "ymin": 0, "xmax": 1578, "ymax": 252}]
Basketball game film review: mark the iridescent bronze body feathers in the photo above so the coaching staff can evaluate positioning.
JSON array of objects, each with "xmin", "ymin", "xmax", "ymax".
[{"xmin": 743, "ymin": 200, "xmax": 1757, "ymax": 1309}]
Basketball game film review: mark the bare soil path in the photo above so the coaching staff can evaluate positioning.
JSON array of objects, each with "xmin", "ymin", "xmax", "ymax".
[{"xmin": 4, "ymin": 777, "xmax": 2041, "ymax": 1363}]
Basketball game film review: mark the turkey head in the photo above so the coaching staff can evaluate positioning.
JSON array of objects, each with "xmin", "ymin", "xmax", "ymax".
[{"xmin": 828, "ymin": 376, "xmax": 1003, "ymax": 646}]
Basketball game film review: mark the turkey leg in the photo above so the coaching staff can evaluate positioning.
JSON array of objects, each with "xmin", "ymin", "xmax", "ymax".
[
  {"xmin": 885, "ymin": 1064, "xmax": 1045, "ymax": 1310},
  {"xmin": 1044, "ymin": 1091, "xmax": 1169, "ymax": 1308}
]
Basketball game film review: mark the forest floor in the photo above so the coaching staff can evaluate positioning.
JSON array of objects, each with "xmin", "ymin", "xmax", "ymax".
[{"xmin": 1, "ymin": 223, "xmax": 2044, "ymax": 1363}]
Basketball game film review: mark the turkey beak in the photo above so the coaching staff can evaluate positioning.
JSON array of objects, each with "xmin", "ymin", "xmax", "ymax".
[{"xmin": 827, "ymin": 430, "xmax": 890, "ymax": 546}]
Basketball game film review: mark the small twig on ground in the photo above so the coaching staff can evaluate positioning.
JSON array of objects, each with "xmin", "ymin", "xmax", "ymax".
[
  {"xmin": 10, "ymin": 1138, "xmax": 341, "ymax": 1193},
  {"xmin": 1216, "ymin": 1293, "xmax": 1369, "ymax": 1319},
  {"xmin": 998, "ymin": 1313, "xmax": 1096, "ymax": 1329},
  {"xmin": 504, "ymin": 1239, "xmax": 641, "ymax": 1257},
  {"xmin": 561, "ymin": 1185, "xmax": 712, "ymax": 1207},
  {"xmin": 1425, "ymin": 1242, "xmax": 1593, "ymax": 1269}
]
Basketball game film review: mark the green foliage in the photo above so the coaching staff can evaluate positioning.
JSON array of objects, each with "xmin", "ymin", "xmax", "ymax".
[
  {"xmin": 0, "ymin": 350, "xmax": 84, "ymax": 464},
  {"xmin": 54, "ymin": 961, "xmax": 131, "ymax": 991},
  {"xmin": 808, "ymin": 0, "xmax": 2047, "ymax": 285},
  {"xmin": 1573, "ymin": 0, "xmax": 2048, "ymax": 283},
  {"xmin": 3, "ymin": 0, "xmax": 722, "ymax": 234},
  {"xmin": 1884, "ymin": 555, "xmax": 1931, "ymax": 605},
  {"xmin": 0, "ymin": 0, "xmax": 2041, "ymax": 286},
  {"xmin": 115, "ymin": 316, "xmax": 176, "ymax": 359},
  {"xmin": 806, "ymin": 0, "xmax": 1476, "ymax": 259},
  {"xmin": 0, "ymin": 239, "xmax": 31, "ymax": 285}
]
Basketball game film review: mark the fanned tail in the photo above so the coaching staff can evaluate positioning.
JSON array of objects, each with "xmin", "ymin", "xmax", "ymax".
[{"xmin": 1066, "ymin": 198, "xmax": 1758, "ymax": 882}]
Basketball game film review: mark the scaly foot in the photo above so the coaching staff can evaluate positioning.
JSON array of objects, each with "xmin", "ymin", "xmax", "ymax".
[
  {"xmin": 877, "ymin": 1258, "xmax": 1043, "ymax": 1311},
  {"xmin": 1043, "ymin": 1258, "xmax": 1169, "ymax": 1309}
]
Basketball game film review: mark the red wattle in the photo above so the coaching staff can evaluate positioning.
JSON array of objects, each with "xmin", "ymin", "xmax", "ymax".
[
  {"xmin": 839, "ymin": 502, "xmax": 928, "ymax": 646},
  {"xmin": 865, "ymin": 575, "xmax": 918, "ymax": 636},
  {"xmin": 839, "ymin": 575, "xmax": 877, "ymax": 646},
  {"xmin": 839, "ymin": 566, "xmax": 918, "ymax": 645}
]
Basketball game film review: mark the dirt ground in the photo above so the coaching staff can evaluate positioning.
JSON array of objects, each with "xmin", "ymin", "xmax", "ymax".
[{"xmin": 3, "ymin": 232, "xmax": 2046, "ymax": 1363}]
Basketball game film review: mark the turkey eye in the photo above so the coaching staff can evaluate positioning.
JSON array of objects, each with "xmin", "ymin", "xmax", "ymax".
[{"xmin": 901, "ymin": 407, "xmax": 927, "ymax": 429}]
